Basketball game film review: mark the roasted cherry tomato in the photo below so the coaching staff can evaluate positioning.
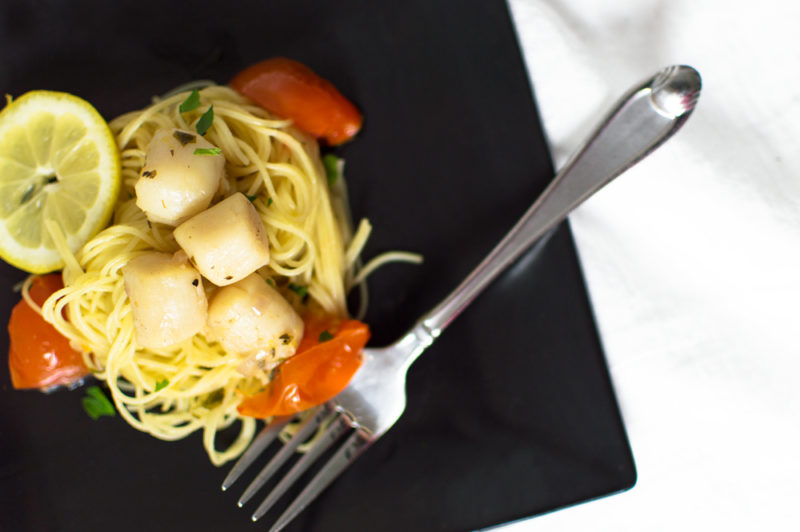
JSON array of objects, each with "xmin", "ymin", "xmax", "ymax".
[
  {"xmin": 230, "ymin": 57, "xmax": 363, "ymax": 145},
  {"xmin": 8, "ymin": 274, "xmax": 89, "ymax": 390},
  {"xmin": 238, "ymin": 317, "xmax": 370, "ymax": 418}
]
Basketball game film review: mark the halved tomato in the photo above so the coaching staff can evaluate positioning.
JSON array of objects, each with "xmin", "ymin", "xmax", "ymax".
[
  {"xmin": 8, "ymin": 274, "xmax": 89, "ymax": 390},
  {"xmin": 238, "ymin": 317, "xmax": 369, "ymax": 418},
  {"xmin": 231, "ymin": 57, "xmax": 363, "ymax": 145}
]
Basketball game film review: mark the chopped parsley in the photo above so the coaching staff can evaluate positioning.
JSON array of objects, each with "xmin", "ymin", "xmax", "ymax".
[
  {"xmin": 267, "ymin": 197, "xmax": 273, "ymax": 206},
  {"xmin": 318, "ymin": 330, "xmax": 335, "ymax": 343},
  {"xmin": 265, "ymin": 278, "xmax": 275, "ymax": 287},
  {"xmin": 322, "ymin": 154, "xmax": 342, "ymax": 186},
  {"xmin": 288, "ymin": 282, "xmax": 308, "ymax": 298},
  {"xmin": 193, "ymin": 147, "xmax": 221, "ymax": 155},
  {"xmin": 204, "ymin": 389, "xmax": 224, "ymax": 407},
  {"xmin": 179, "ymin": 89, "xmax": 201, "ymax": 113},
  {"xmin": 196, "ymin": 105, "xmax": 214, "ymax": 136},
  {"xmin": 279, "ymin": 333, "xmax": 291, "ymax": 345},
  {"xmin": 246, "ymin": 194, "xmax": 258, "ymax": 203},
  {"xmin": 154, "ymin": 379, "xmax": 169, "ymax": 391},
  {"xmin": 82, "ymin": 385, "xmax": 116, "ymax": 420}
]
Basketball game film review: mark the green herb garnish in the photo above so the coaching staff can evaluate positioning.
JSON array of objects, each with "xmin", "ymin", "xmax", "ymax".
[
  {"xmin": 204, "ymin": 389, "xmax": 224, "ymax": 406},
  {"xmin": 267, "ymin": 197, "xmax": 273, "ymax": 206},
  {"xmin": 318, "ymin": 330, "xmax": 335, "ymax": 342},
  {"xmin": 246, "ymin": 194, "xmax": 258, "ymax": 203},
  {"xmin": 288, "ymin": 282, "xmax": 308, "ymax": 298},
  {"xmin": 154, "ymin": 379, "xmax": 169, "ymax": 391},
  {"xmin": 82, "ymin": 385, "xmax": 116, "ymax": 420},
  {"xmin": 265, "ymin": 278, "xmax": 275, "ymax": 287},
  {"xmin": 196, "ymin": 105, "xmax": 214, "ymax": 136},
  {"xmin": 179, "ymin": 89, "xmax": 201, "ymax": 113},
  {"xmin": 193, "ymin": 147, "xmax": 221, "ymax": 155},
  {"xmin": 322, "ymin": 154, "xmax": 341, "ymax": 186}
]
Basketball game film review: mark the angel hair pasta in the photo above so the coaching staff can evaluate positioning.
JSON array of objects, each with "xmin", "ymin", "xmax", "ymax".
[{"xmin": 38, "ymin": 85, "xmax": 374, "ymax": 465}]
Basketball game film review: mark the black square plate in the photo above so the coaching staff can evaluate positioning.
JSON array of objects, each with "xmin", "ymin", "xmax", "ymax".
[{"xmin": 0, "ymin": 1, "xmax": 636, "ymax": 531}]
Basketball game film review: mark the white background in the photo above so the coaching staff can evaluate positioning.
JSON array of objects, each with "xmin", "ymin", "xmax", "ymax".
[{"xmin": 501, "ymin": 0, "xmax": 800, "ymax": 530}]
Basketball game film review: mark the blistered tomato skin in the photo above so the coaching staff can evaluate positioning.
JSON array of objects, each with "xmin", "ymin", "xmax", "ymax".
[
  {"xmin": 8, "ymin": 274, "xmax": 89, "ymax": 390},
  {"xmin": 237, "ymin": 317, "xmax": 370, "ymax": 418},
  {"xmin": 230, "ymin": 57, "xmax": 363, "ymax": 146}
]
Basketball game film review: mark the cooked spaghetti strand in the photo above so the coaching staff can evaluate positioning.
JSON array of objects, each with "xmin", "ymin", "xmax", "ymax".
[{"xmin": 40, "ymin": 86, "xmax": 369, "ymax": 465}]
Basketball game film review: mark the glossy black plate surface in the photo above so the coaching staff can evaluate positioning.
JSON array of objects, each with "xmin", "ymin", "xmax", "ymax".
[{"xmin": 0, "ymin": 1, "xmax": 635, "ymax": 531}]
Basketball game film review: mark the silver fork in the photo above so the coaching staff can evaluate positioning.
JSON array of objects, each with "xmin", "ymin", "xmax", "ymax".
[{"xmin": 222, "ymin": 64, "xmax": 701, "ymax": 531}]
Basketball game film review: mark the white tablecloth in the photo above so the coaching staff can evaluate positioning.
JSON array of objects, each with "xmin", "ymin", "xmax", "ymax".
[{"xmin": 501, "ymin": 0, "xmax": 800, "ymax": 530}]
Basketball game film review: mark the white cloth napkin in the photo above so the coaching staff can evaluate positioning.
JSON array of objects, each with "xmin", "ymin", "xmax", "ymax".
[{"xmin": 501, "ymin": 0, "xmax": 800, "ymax": 530}]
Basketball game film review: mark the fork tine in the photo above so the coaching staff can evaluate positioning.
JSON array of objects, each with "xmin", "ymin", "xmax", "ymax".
[
  {"xmin": 266, "ymin": 429, "xmax": 372, "ymax": 532},
  {"xmin": 251, "ymin": 413, "xmax": 350, "ymax": 522},
  {"xmin": 222, "ymin": 415, "xmax": 293, "ymax": 491},
  {"xmin": 237, "ymin": 405, "xmax": 328, "ymax": 507}
]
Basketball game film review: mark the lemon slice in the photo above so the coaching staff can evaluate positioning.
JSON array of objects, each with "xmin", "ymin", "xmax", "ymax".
[{"xmin": 0, "ymin": 90, "xmax": 120, "ymax": 273}]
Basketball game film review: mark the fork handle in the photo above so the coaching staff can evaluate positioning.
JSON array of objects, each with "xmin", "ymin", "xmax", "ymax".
[{"xmin": 407, "ymin": 65, "xmax": 701, "ymax": 355}]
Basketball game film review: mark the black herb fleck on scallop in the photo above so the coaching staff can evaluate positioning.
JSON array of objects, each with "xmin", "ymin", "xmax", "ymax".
[
  {"xmin": 279, "ymin": 333, "xmax": 291, "ymax": 345},
  {"xmin": 224, "ymin": 275, "xmax": 233, "ymax": 281},
  {"xmin": 173, "ymin": 130, "xmax": 197, "ymax": 146},
  {"xmin": 141, "ymin": 169, "xmax": 157, "ymax": 179},
  {"xmin": 192, "ymin": 279, "xmax": 199, "ymax": 287},
  {"xmin": 170, "ymin": 149, "xmax": 175, "ymax": 157}
]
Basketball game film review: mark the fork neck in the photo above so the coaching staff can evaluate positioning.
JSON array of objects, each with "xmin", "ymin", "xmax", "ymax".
[
  {"xmin": 386, "ymin": 65, "xmax": 700, "ymax": 374},
  {"xmin": 388, "ymin": 320, "xmax": 438, "ymax": 371}
]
